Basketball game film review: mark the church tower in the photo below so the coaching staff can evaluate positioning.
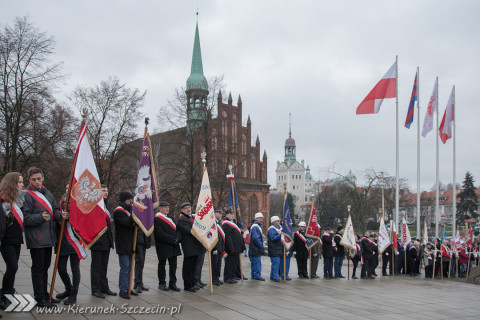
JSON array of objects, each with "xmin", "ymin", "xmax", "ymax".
[
  {"xmin": 284, "ymin": 113, "xmax": 296, "ymax": 164},
  {"xmin": 186, "ymin": 22, "xmax": 209, "ymax": 133}
]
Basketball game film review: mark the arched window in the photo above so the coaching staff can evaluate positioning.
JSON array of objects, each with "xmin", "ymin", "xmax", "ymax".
[
  {"xmin": 242, "ymin": 160, "xmax": 247, "ymax": 178},
  {"xmin": 248, "ymin": 194, "xmax": 259, "ymax": 223},
  {"xmin": 251, "ymin": 155, "xmax": 256, "ymax": 179},
  {"xmin": 241, "ymin": 134, "xmax": 247, "ymax": 155},
  {"xmin": 211, "ymin": 128, "xmax": 217, "ymax": 150}
]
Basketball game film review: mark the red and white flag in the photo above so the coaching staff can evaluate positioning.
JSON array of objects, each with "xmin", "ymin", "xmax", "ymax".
[
  {"xmin": 391, "ymin": 217, "xmax": 399, "ymax": 252},
  {"xmin": 401, "ymin": 216, "xmax": 411, "ymax": 246},
  {"xmin": 467, "ymin": 224, "xmax": 473, "ymax": 246},
  {"xmin": 356, "ymin": 61, "xmax": 397, "ymax": 114},
  {"xmin": 439, "ymin": 86, "xmax": 455, "ymax": 144},
  {"xmin": 68, "ymin": 123, "xmax": 107, "ymax": 248},
  {"xmin": 378, "ymin": 216, "xmax": 391, "ymax": 253},
  {"xmin": 421, "ymin": 79, "xmax": 438, "ymax": 137}
]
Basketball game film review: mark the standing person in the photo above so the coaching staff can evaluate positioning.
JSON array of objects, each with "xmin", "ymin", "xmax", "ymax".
[
  {"xmin": 154, "ymin": 201, "xmax": 181, "ymax": 292},
  {"xmin": 243, "ymin": 226, "xmax": 250, "ymax": 257},
  {"xmin": 382, "ymin": 244, "xmax": 393, "ymax": 276},
  {"xmin": 113, "ymin": 191, "xmax": 138, "ymax": 299},
  {"xmin": 397, "ymin": 235, "xmax": 406, "ymax": 275},
  {"xmin": 457, "ymin": 243, "xmax": 468, "ymax": 278},
  {"xmin": 334, "ymin": 226, "xmax": 345, "ymax": 278},
  {"xmin": 370, "ymin": 233, "xmax": 379, "ymax": 276},
  {"xmin": 177, "ymin": 202, "xmax": 205, "ymax": 292},
  {"xmin": 293, "ymin": 222, "xmax": 309, "ymax": 279},
  {"xmin": 223, "ymin": 209, "xmax": 243, "ymax": 284},
  {"xmin": 249, "ymin": 212, "xmax": 265, "ymax": 281},
  {"xmin": 267, "ymin": 216, "xmax": 283, "ymax": 282},
  {"xmin": 134, "ymin": 228, "xmax": 151, "ymax": 293},
  {"xmin": 321, "ymin": 227, "xmax": 334, "ymax": 279},
  {"xmin": 441, "ymin": 240, "xmax": 451, "ymax": 278},
  {"xmin": 310, "ymin": 234, "xmax": 322, "ymax": 279},
  {"xmin": 360, "ymin": 231, "xmax": 374, "ymax": 279},
  {"xmin": 423, "ymin": 243, "xmax": 435, "ymax": 278},
  {"xmin": 408, "ymin": 241, "xmax": 420, "ymax": 277},
  {"xmin": 56, "ymin": 184, "xmax": 83, "ymax": 305},
  {"xmin": 211, "ymin": 209, "xmax": 225, "ymax": 286},
  {"xmin": 90, "ymin": 185, "xmax": 116, "ymax": 298},
  {"xmin": 23, "ymin": 167, "xmax": 66, "ymax": 307},
  {"xmin": 0, "ymin": 172, "xmax": 25, "ymax": 308},
  {"xmin": 351, "ymin": 235, "xmax": 362, "ymax": 279}
]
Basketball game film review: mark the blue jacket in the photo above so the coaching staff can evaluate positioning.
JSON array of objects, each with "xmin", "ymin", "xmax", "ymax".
[
  {"xmin": 267, "ymin": 225, "xmax": 283, "ymax": 257},
  {"xmin": 248, "ymin": 221, "xmax": 264, "ymax": 257}
]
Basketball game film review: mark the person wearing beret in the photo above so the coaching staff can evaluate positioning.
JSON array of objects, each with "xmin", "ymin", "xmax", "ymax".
[
  {"xmin": 211, "ymin": 208, "xmax": 225, "ymax": 286},
  {"xmin": 334, "ymin": 225, "xmax": 345, "ymax": 278},
  {"xmin": 321, "ymin": 227, "xmax": 334, "ymax": 279},
  {"xmin": 154, "ymin": 201, "xmax": 181, "ymax": 292},
  {"xmin": 177, "ymin": 202, "xmax": 205, "ymax": 292}
]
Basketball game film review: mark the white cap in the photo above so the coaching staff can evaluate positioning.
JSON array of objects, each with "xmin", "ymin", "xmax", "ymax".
[
  {"xmin": 270, "ymin": 216, "xmax": 280, "ymax": 223},
  {"xmin": 298, "ymin": 221, "xmax": 306, "ymax": 227},
  {"xmin": 255, "ymin": 212, "xmax": 264, "ymax": 219}
]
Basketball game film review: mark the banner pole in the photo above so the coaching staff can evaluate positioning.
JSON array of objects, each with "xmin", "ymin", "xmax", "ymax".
[
  {"xmin": 283, "ymin": 248, "xmax": 286, "ymax": 283},
  {"xmin": 128, "ymin": 226, "xmax": 138, "ymax": 295},
  {"xmin": 347, "ymin": 253, "xmax": 350, "ymax": 280},
  {"xmin": 209, "ymin": 250, "xmax": 213, "ymax": 294},
  {"xmin": 309, "ymin": 249, "xmax": 312, "ymax": 279},
  {"xmin": 432, "ymin": 250, "xmax": 436, "ymax": 280}
]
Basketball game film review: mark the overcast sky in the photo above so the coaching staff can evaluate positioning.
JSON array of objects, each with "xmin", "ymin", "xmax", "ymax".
[{"xmin": 2, "ymin": 0, "xmax": 479, "ymax": 192}]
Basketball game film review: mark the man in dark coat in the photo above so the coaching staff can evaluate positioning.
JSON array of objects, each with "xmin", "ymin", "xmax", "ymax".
[
  {"xmin": 360, "ymin": 230, "xmax": 374, "ymax": 279},
  {"xmin": 113, "ymin": 191, "xmax": 138, "ymax": 299},
  {"xmin": 211, "ymin": 208, "xmax": 225, "ymax": 285},
  {"xmin": 334, "ymin": 225, "xmax": 345, "ymax": 278},
  {"xmin": 177, "ymin": 202, "xmax": 205, "ymax": 292},
  {"xmin": 90, "ymin": 185, "xmax": 116, "ymax": 298},
  {"xmin": 293, "ymin": 221, "xmax": 309, "ymax": 279},
  {"xmin": 223, "ymin": 209, "xmax": 243, "ymax": 284},
  {"xmin": 134, "ymin": 228, "xmax": 151, "ymax": 293},
  {"xmin": 267, "ymin": 216, "xmax": 283, "ymax": 282},
  {"xmin": 154, "ymin": 201, "xmax": 181, "ymax": 291},
  {"xmin": 321, "ymin": 227, "xmax": 334, "ymax": 279},
  {"xmin": 23, "ymin": 167, "xmax": 65, "ymax": 308}
]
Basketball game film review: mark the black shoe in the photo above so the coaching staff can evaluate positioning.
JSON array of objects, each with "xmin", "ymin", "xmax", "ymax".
[
  {"xmin": 234, "ymin": 277, "xmax": 241, "ymax": 280},
  {"xmin": 134, "ymin": 286, "xmax": 142, "ymax": 293},
  {"xmin": 50, "ymin": 298, "xmax": 60, "ymax": 304},
  {"xmin": 364, "ymin": 276, "xmax": 375, "ymax": 279},
  {"xmin": 158, "ymin": 284, "xmax": 169, "ymax": 291},
  {"xmin": 119, "ymin": 292, "xmax": 130, "ymax": 299},
  {"xmin": 141, "ymin": 285, "xmax": 149, "ymax": 291},
  {"xmin": 193, "ymin": 284, "xmax": 201, "ymax": 290},
  {"xmin": 352, "ymin": 276, "xmax": 358, "ymax": 279},
  {"xmin": 92, "ymin": 292, "xmax": 105, "ymax": 299},
  {"xmin": 36, "ymin": 300, "xmax": 55, "ymax": 308},
  {"xmin": 328, "ymin": 276, "xmax": 335, "ymax": 279},
  {"xmin": 64, "ymin": 295, "xmax": 77, "ymax": 305},
  {"xmin": 225, "ymin": 279, "xmax": 236, "ymax": 284},
  {"xmin": 311, "ymin": 275, "xmax": 320, "ymax": 279},
  {"xmin": 253, "ymin": 277, "xmax": 265, "ymax": 281},
  {"xmin": 213, "ymin": 281, "xmax": 222, "ymax": 286},
  {"xmin": 286, "ymin": 277, "xmax": 292, "ymax": 281},
  {"xmin": 338, "ymin": 275, "xmax": 346, "ymax": 278},
  {"xmin": 130, "ymin": 290, "xmax": 138, "ymax": 296},
  {"xmin": 218, "ymin": 281, "xmax": 224, "ymax": 285},
  {"xmin": 242, "ymin": 276, "xmax": 248, "ymax": 280},
  {"xmin": 56, "ymin": 290, "xmax": 71, "ymax": 300},
  {"xmin": 271, "ymin": 279, "xmax": 280, "ymax": 282},
  {"xmin": 169, "ymin": 284, "xmax": 181, "ymax": 292},
  {"xmin": 103, "ymin": 289, "xmax": 117, "ymax": 296},
  {"xmin": 198, "ymin": 281, "xmax": 207, "ymax": 288},
  {"xmin": 184, "ymin": 287, "xmax": 197, "ymax": 293}
]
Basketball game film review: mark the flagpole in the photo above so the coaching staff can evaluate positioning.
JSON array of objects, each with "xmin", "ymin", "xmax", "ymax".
[
  {"xmin": 452, "ymin": 85, "xmax": 456, "ymax": 238},
  {"xmin": 392, "ymin": 216, "xmax": 394, "ymax": 277},
  {"xmin": 228, "ymin": 166, "xmax": 244, "ymax": 282},
  {"xmin": 49, "ymin": 109, "xmax": 88, "ymax": 301},
  {"xmin": 416, "ymin": 67, "xmax": 421, "ymax": 240},
  {"xmin": 395, "ymin": 55, "xmax": 400, "ymax": 237},
  {"xmin": 435, "ymin": 77, "xmax": 440, "ymax": 239},
  {"xmin": 283, "ymin": 183, "xmax": 287, "ymax": 283}
]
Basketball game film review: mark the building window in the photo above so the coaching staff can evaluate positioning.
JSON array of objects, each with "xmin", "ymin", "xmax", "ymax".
[
  {"xmin": 248, "ymin": 194, "xmax": 258, "ymax": 223},
  {"xmin": 241, "ymin": 134, "xmax": 247, "ymax": 155},
  {"xmin": 251, "ymin": 155, "xmax": 256, "ymax": 179},
  {"xmin": 211, "ymin": 129, "xmax": 217, "ymax": 150},
  {"xmin": 242, "ymin": 160, "xmax": 247, "ymax": 178}
]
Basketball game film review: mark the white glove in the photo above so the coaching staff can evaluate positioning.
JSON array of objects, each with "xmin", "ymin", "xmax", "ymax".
[
  {"xmin": 213, "ymin": 250, "xmax": 218, "ymax": 255},
  {"xmin": 313, "ymin": 253, "xmax": 317, "ymax": 257},
  {"xmin": 293, "ymin": 252, "xmax": 297, "ymax": 258},
  {"xmin": 395, "ymin": 252, "xmax": 399, "ymax": 256},
  {"xmin": 386, "ymin": 253, "xmax": 389, "ymax": 256}
]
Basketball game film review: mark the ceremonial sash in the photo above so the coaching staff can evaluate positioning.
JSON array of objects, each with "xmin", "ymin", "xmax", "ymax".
[
  {"xmin": 65, "ymin": 222, "xmax": 87, "ymax": 259},
  {"xmin": 334, "ymin": 234, "xmax": 342, "ymax": 240},
  {"xmin": 115, "ymin": 206, "xmax": 131, "ymax": 217},
  {"xmin": 26, "ymin": 190, "xmax": 53, "ymax": 216},
  {"xmin": 2, "ymin": 196, "xmax": 24, "ymax": 229},
  {"xmin": 156, "ymin": 213, "xmax": 176, "ymax": 231},
  {"xmin": 223, "ymin": 220, "xmax": 242, "ymax": 235},
  {"xmin": 104, "ymin": 202, "xmax": 112, "ymax": 223},
  {"xmin": 217, "ymin": 223, "xmax": 225, "ymax": 242},
  {"xmin": 269, "ymin": 225, "xmax": 281, "ymax": 234},
  {"xmin": 295, "ymin": 231, "xmax": 306, "ymax": 243},
  {"xmin": 441, "ymin": 245, "xmax": 450, "ymax": 258}
]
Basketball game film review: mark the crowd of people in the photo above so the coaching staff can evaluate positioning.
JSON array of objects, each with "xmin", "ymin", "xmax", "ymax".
[{"xmin": 0, "ymin": 167, "xmax": 479, "ymax": 315}]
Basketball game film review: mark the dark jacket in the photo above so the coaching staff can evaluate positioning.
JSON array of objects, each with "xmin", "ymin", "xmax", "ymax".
[
  {"xmin": 361, "ymin": 237, "xmax": 374, "ymax": 259},
  {"xmin": 23, "ymin": 185, "xmax": 62, "ymax": 249},
  {"xmin": 267, "ymin": 225, "xmax": 283, "ymax": 257},
  {"xmin": 248, "ymin": 221, "xmax": 264, "ymax": 257},
  {"xmin": 154, "ymin": 213, "xmax": 181, "ymax": 259},
  {"xmin": 293, "ymin": 230, "xmax": 309, "ymax": 259},
  {"xmin": 113, "ymin": 203, "xmax": 135, "ymax": 255},
  {"xmin": 177, "ymin": 213, "xmax": 205, "ymax": 257},
  {"xmin": 334, "ymin": 233, "xmax": 345, "ymax": 257},
  {"xmin": 223, "ymin": 219, "xmax": 243, "ymax": 255},
  {"xmin": 0, "ymin": 199, "xmax": 24, "ymax": 245},
  {"xmin": 136, "ymin": 228, "xmax": 152, "ymax": 249},
  {"xmin": 321, "ymin": 233, "xmax": 334, "ymax": 258},
  {"xmin": 90, "ymin": 200, "xmax": 114, "ymax": 251}
]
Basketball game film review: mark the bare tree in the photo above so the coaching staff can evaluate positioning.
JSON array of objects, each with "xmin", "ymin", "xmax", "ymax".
[
  {"xmin": 69, "ymin": 76, "xmax": 146, "ymax": 194},
  {"xmin": 0, "ymin": 16, "xmax": 65, "ymax": 173}
]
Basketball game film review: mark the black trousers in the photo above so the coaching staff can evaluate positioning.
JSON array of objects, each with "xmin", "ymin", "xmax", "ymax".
[
  {"xmin": 1, "ymin": 243, "xmax": 21, "ymax": 294},
  {"xmin": 408, "ymin": 258, "xmax": 417, "ymax": 275},
  {"xmin": 296, "ymin": 257, "xmax": 308, "ymax": 277},
  {"xmin": 224, "ymin": 254, "xmax": 238, "ymax": 281},
  {"xmin": 194, "ymin": 252, "xmax": 205, "ymax": 283},
  {"xmin": 183, "ymin": 255, "xmax": 198, "ymax": 290},
  {"xmin": 442, "ymin": 261, "xmax": 450, "ymax": 277},
  {"xmin": 352, "ymin": 257, "xmax": 360, "ymax": 277},
  {"xmin": 134, "ymin": 243, "xmax": 146, "ymax": 287},
  {"xmin": 58, "ymin": 254, "xmax": 80, "ymax": 294},
  {"xmin": 361, "ymin": 256, "xmax": 371, "ymax": 277},
  {"xmin": 211, "ymin": 251, "xmax": 222, "ymax": 282},
  {"xmin": 158, "ymin": 256, "xmax": 177, "ymax": 286},
  {"xmin": 382, "ymin": 253, "xmax": 393, "ymax": 275},
  {"xmin": 397, "ymin": 253, "xmax": 405, "ymax": 274},
  {"xmin": 91, "ymin": 249, "xmax": 111, "ymax": 293},
  {"xmin": 311, "ymin": 255, "xmax": 319, "ymax": 276},
  {"xmin": 29, "ymin": 247, "xmax": 52, "ymax": 301},
  {"xmin": 425, "ymin": 265, "xmax": 433, "ymax": 278}
]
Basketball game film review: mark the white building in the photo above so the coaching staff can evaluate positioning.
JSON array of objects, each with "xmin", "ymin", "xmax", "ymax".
[{"xmin": 275, "ymin": 124, "xmax": 314, "ymax": 219}]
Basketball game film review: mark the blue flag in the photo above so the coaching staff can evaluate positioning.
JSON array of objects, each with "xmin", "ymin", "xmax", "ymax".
[
  {"xmin": 228, "ymin": 178, "xmax": 244, "ymax": 230},
  {"xmin": 405, "ymin": 71, "xmax": 418, "ymax": 129},
  {"xmin": 440, "ymin": 226, "xmax": 446, "ymax": 243},
  {"xmin": 281, "ymin": 196, "xmax": 293, "ymax": 249}
]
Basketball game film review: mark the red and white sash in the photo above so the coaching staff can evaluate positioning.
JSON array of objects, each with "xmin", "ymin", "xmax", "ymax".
[
  {"xmin": 217, "ymin": 222, "xmax": 225, "ymax": 242},
  {"xmin": 65, "ymin": 222, "xmax": 87, "ymax": 260},
  {"xmin": 2, "ymin": 196, "xmax": 24, "ymax": 229},
  {"xmin": 269, "ymin": 225, "xmax": 281, "ymax": 234},
  {"xmin": 26, "ymin": 190, "xmax": 53, "ymax": 216},
  {"xmin": 223, "ymin": 220, "xmax": 242, "ymax": 235},
  {"xmin": 115, "ymin": 206, "xmax": 131, "ymax": 217},
  {"xmin": 441, "ymin": 244, "xmax": 450, "ymax": 258},
  {"xmin": 155, "ymin": 213, "xmax": 176, "ymax": 231},
  {"xmin": 295, "ymin": 231, "xmax": 306, "ymax": 243}
]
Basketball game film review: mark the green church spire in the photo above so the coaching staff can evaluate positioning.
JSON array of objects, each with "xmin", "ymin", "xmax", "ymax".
[{"xmin": 186, "ymin": 23, "xmax": 208, "ymax": 91}]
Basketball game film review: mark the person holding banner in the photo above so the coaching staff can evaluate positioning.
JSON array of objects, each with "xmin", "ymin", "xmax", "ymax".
[
  {"xmin": 321, "ymin": 227, "xmax": 334, "ymax": 279},
  {"xmin": 223, "ymin": 209, "xmax": 243, "ymax": 284},
  {"xmin": 351, "ymin": 235, "xmax": 362, "ymax": 279},
  {"xmin": 113, "ymin": 191, "xmax": 138, "ymax": 299},
  {"xmin": 293, "ymin": 221, "xmax": 309, "ymax": 279},
  {"xmin": 23, "ymin": 167, "xmax": 66, "ymax": 308},
  {"xmin": 177, "ymin": 202, "xmax": 205, "ymax": 292},
  {"xmin": 211, "ymin": 208, "xmax": 225, "ymax": 286},
  {"xmin": 90, "ymin": 185, "xmax": 116, "ymax": 298},
  {"xmin": 267, "ymin": 216, "xmax": 283, "ymax": 282},
  {"xmin": 0, "ymin": 172, "xmax": 25, "ymax": 309},
  {"xmin": 310, "ymin": 238, "xmax": 322, "ymax": 279},
  {"xmin": 333, "ymin": 226, "xmax": 345, "ymax": 278},
  {"xmin": 249, "ymin": 212, "xmax": 265, "ymax": 281}
]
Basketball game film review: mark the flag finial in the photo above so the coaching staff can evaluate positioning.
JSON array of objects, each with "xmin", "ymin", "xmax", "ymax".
[
  {"xmin": 228, "ymin": 164, "xmax": 233, "ymax": 175},
  {"xmin": 81, "ymin": 108, "xmax": 88, "ymax": 123},
  {"xmin": 201, "ymin": 150, "xmax": 206, "ymax": 168}
]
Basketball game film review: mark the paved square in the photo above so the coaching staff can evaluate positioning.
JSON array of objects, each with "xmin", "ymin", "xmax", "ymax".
[{"xmin": 1, "ymin": 246, "xmax": 479, "ymax": 319}]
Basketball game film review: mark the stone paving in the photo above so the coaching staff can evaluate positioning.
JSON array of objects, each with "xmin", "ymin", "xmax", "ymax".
[{"xmin": 1, "ymin": 245, "xmax": 479, "ymax": 319}]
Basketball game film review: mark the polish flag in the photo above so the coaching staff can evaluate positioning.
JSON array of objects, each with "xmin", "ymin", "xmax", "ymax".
[
  {"xmin": 421, "ymin": 79, "xmax": 438, "ymax": 137},
  {"xmin": 439, "ymin": 86, "xmax": 455, "ymax": 144},
  {"xmin": 356, "ymin": 61, "xmax": 397, "ymax": 114}
]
